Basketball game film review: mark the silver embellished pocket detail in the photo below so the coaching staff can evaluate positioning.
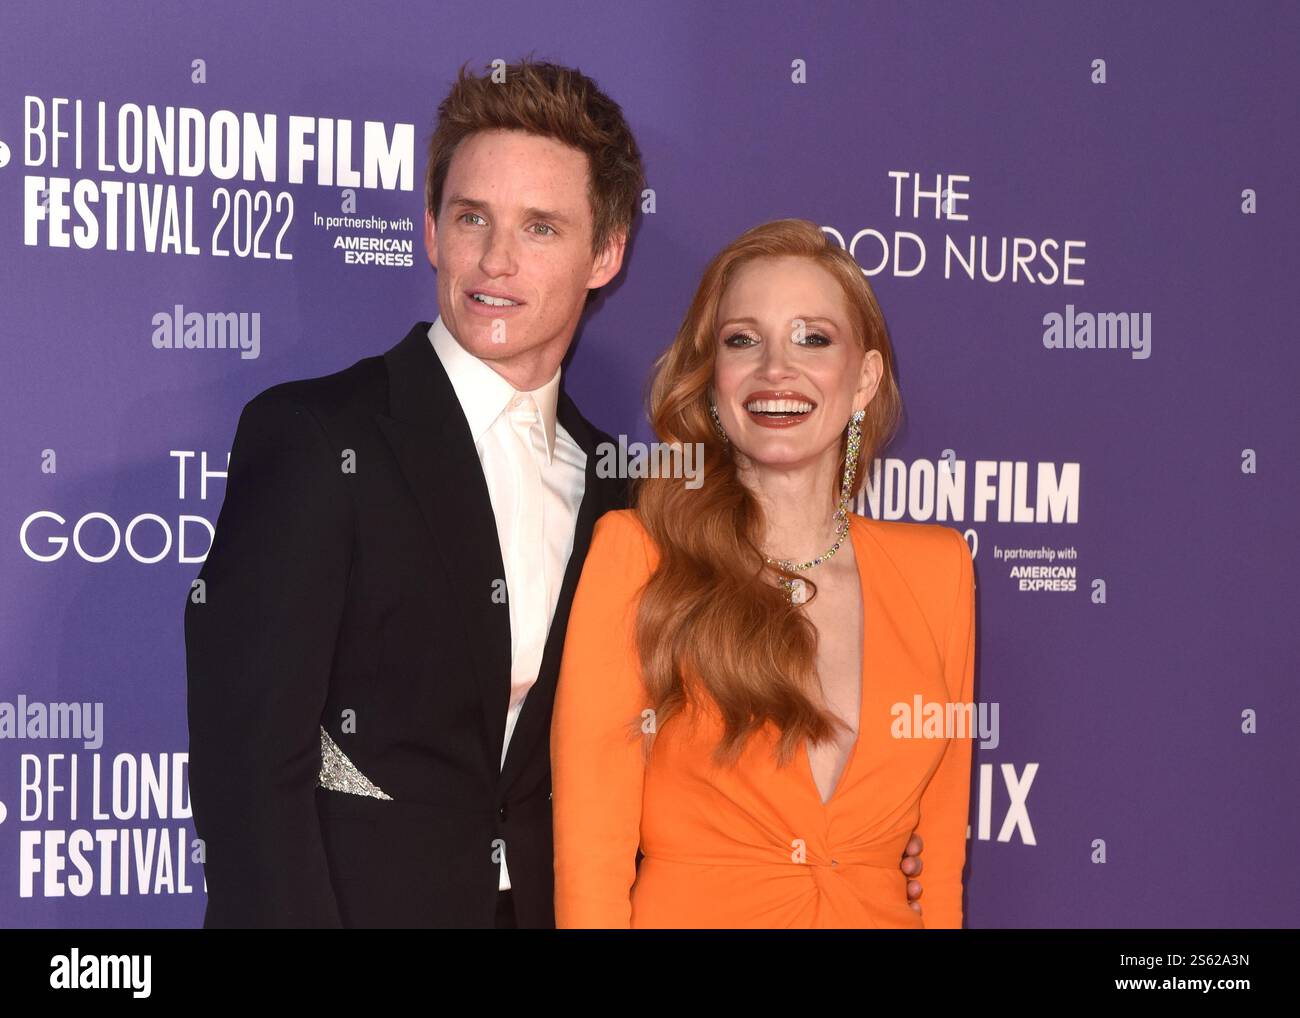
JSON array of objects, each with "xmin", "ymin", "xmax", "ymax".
[{"xmin": 317, "ymin": 726, "xmax": 393, "ymax": 800}]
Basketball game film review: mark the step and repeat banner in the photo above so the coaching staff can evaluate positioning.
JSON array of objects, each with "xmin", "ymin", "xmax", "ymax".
[{"xmin": 0, "ymin": 1, "xmax": 1295, "ymax": 929}]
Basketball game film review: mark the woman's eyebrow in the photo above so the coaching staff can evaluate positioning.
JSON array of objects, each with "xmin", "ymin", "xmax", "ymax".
[{"xmin": 717, "ymin": 315, "xmax": 840, "ymax": 330}]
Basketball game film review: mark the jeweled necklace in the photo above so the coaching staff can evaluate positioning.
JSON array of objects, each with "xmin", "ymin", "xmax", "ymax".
[{"xmin": 764, "ymin": 498, "xmax": 851, "ymax": 602}]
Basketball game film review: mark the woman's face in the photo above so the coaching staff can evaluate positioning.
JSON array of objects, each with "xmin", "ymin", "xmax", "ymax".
[{"xmin": 711, "ymin": 255, "xmax": 879, "ymax": 475}]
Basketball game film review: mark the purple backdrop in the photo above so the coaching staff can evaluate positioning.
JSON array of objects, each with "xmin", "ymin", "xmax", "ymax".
[{"xmin": 1, "ymin": 0, "xmax": 1297, "ymax": 928}]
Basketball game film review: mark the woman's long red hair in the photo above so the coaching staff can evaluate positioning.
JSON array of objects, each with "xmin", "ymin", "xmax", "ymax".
[{"xmin": 633, "ymin": 219, "xmax": 903, "ymax": 766}]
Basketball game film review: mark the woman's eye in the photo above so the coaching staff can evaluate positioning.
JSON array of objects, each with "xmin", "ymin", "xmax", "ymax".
[
  {"xmin": 723, "ymin": 332, "xmax": 758, "ymax": 348},
  {"xmin": 795, "ymin": 331, "xmax": 832, "ymax": 347},
  {"xmin": 723, "ymin": 330, "xmax": 831, "ymax": 348}
]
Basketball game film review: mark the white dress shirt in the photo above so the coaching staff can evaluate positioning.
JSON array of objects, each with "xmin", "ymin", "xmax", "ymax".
[{"xmin": 427, "ymin": 316, "xmax": 586, "ymax": 891}]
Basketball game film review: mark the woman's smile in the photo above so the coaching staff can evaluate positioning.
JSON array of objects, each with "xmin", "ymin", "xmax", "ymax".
[{"xmin": 742, "ymin": 389, "xmax": 818, "ymax": 428}]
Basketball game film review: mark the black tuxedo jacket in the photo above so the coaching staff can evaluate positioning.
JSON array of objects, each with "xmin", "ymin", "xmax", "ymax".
[{"xmin": 185, "ymin": 322, "xmax": 627, "ymax": 928}]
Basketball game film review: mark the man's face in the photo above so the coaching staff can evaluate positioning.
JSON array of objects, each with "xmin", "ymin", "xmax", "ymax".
[{"xmin": 424, "ymin": 129, "xmax": 624, "ymax": 387}]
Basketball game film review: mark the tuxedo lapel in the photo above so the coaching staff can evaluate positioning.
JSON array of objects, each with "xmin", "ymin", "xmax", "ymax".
[
  {"xmin": 498, "ymin": 389, "xmax": 608, "ymax": 789},
  {"xmin": 375, "ymin": 323, "xmax": 513, "ymax": 775}
]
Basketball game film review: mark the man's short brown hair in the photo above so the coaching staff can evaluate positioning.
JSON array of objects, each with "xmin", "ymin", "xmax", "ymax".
[{"xmin": 425, "ymin": 58, "xmax": 645, "ymax": 260}]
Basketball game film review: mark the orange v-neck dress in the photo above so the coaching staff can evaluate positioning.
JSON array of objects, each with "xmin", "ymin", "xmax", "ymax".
[{"xmin": 550, "ymin": 508, "xmax": 976, "ymax": 929}]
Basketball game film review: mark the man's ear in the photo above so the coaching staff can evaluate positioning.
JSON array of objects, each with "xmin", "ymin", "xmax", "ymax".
[
  {"xmin": 585, "ymin": 229, "xmax": 627, "ymax": 290},
  {"xmin": 423, "ymin": 208, "xmax": 438, "ymax": 270}
]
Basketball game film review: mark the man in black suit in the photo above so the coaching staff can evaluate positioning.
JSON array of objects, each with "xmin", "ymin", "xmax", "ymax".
[
  {"xmin": 185, "ymin": 59, "xmax": 638, "ymax": 928},
  {"xmin": 186, "ymin": 58, "xmax": 927, "ymax": 929}
]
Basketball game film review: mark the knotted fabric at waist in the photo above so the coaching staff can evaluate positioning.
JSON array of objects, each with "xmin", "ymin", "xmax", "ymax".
[{"xmin": 641, "ymin": 838, "xmax": 903, "ymax": 870}]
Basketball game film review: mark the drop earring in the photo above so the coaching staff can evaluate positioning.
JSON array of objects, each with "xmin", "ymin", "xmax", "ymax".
[
  {"xmin": 708, "ymin": 396, "xmax": 730, "ymax": 446},
  {"xmin": 842, "ymin": 407, "xmax": 864, "ymax": 501}
]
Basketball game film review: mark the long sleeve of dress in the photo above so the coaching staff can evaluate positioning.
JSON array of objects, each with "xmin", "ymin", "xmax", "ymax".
[
  {"xmin": 913, "ymin": 527, "xmax": 977, "ymax": 929},
  {"xmin": 550, "ymin": 510, "xmax": 652, "ymax": 928}
]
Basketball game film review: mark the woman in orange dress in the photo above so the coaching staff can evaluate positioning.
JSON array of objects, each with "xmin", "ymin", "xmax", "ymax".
[{"xmin": 551, "ymin": 219, "xmax": 976, "ymax": 928}]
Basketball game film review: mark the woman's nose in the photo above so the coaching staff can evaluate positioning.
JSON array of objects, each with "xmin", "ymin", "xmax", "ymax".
[{"xmin": 758, "ymin": 333, "xmax": 796, "ymax": 377}]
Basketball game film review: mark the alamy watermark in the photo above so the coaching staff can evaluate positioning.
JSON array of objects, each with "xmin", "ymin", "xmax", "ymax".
[
  {"xmin": 595, "ymin": 435, "xmax": 704, "ymax": 490},
  {"xmin": 891, "ymin": 695, "xmax": 999, "ymax": 749},
  {"xmin": 151, "ymin": 305, "xmax": 260, "ymax": 360},
  {"xmin": 50, "ymin": 950, "xmax": 150, "ymax": 997},
  {"xmin": 0, "ymin": 695, "xmax": 103, "ymax": 749}
]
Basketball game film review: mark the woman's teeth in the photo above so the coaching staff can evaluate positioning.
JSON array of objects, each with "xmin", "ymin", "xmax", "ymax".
[{"xmin": 746, "ymin": 399, "xmax": 814, "ymax": 416}]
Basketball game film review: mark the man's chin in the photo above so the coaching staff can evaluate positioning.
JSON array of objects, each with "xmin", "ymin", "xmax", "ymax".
[
  {"xmin": 460, "ymin": 330, "xmax": 534, "ymax": 360},
  {"xmin": 447, "ymin": 315, "xmax": 532, "ymax": 356}
]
